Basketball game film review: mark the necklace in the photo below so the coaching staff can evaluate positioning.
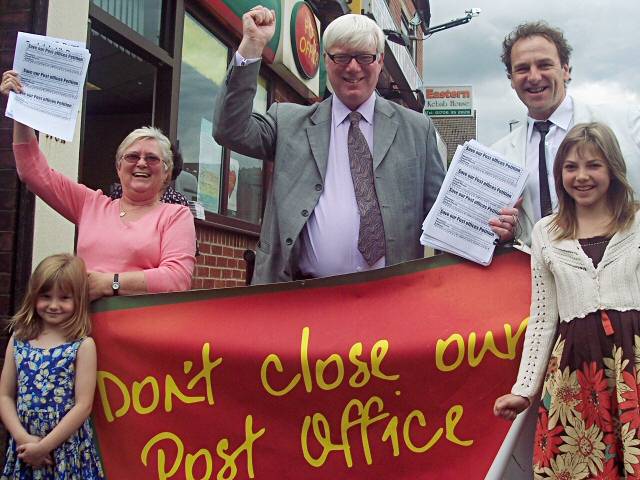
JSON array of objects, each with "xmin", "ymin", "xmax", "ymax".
[{"xmin": 119, "ymin": 199, "xmax": 157, "ymax": 217}]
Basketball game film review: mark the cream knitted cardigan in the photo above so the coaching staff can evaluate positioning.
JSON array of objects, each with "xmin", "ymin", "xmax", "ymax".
[{"xmin": 512, "ymin": 212, "xmax": 640, "ymax": 399}]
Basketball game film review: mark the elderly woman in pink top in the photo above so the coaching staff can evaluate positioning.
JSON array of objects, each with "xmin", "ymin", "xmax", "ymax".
[{"xmin": 2, "ymin": 70, "xmax": 196, "ymax": 300}]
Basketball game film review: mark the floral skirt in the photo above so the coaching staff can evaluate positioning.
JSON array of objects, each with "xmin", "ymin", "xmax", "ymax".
[{"xmin": 534, "ymin": 310, "xmax": 640, "ymax": 479}]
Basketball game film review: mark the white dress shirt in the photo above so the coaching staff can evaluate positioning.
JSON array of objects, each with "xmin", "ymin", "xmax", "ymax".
[
  {"xmin": 525, "ymin": 95, "xmax": 574, "ymax": 222},
  {"xmin": 298, "ymin": 93, "xmax": 385, "ymax": 278}
]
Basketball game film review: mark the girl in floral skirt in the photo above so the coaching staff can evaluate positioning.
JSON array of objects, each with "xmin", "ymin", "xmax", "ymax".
[
  {"xmin": 0, "ymin": 254, "xmax": 104, "ymax": 479},
  {"xmin": 494, "ymin": 122, "xmax": 640, "ymax": 479}
]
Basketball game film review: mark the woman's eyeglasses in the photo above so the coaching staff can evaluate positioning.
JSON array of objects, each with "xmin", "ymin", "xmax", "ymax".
[
  {"xmin": 121, "ymin": 153, "xmax": 163, "ymax": 165},
  {"xmin": 326, "ymin": 52, "xmax": 379, "ymax": 65}
]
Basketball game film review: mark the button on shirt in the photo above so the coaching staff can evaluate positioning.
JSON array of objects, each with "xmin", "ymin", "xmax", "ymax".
[
  {"xmin": 525, "ymin": 95, "xmax": 574, "ymax": 222},
  {"xmin": 298, "ymin": 93, "xmax": 385, "ymax": 278}
]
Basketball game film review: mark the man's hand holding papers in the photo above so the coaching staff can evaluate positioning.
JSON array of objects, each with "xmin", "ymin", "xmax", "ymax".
[{"xmin": 420, "ymin": 140, "xmax": 527, "ymax": 265}]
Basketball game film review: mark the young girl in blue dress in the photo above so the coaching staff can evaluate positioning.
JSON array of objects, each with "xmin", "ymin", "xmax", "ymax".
[
  {"xmin": 494, "ymin": 122, "xmax": 640, "ymax": 477},
  {"xmin": 0, "ymin": 254, "xmax": 104, "ymax": 479}
]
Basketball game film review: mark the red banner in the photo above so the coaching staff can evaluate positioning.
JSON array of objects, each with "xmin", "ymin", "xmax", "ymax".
[{"xmin": 90, "ymin": 250, "xmax": 531, "ymax": 479}]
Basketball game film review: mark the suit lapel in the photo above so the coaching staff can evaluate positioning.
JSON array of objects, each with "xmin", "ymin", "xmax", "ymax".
[
  {"xmin": 373, "ymin": 97, "xmax": 399, "ymax": 170},
  {"xmin": 306, "ymin": 97, "xmax": 333, "ymax": 181}
]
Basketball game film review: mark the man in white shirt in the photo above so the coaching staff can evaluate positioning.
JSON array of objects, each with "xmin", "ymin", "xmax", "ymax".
[
  {"xmin": 489, "ymin": 20, "xmax": 640, "ymax": 480},
  {"xmin": 491, "ymin": 21, "xmax": 640, "ymax": 247}
]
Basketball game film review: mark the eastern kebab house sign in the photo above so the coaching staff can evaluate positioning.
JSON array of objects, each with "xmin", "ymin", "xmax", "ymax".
[
  {"xmin": 425, "ymin": 85, "xmax": 473, "ymax": 117},
  {"xmin": 290, "ymin": 1, "xmax": 320, "ymax": 79}
]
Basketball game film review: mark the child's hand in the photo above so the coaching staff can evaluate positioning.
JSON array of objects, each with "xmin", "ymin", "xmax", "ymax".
[
  {"xmin": 16, "ymin": 440, "xmax": 53, "ymax": 467},
  {"xmin": 0, "ymin": 71, "xmax": 23, "ymax": 96},
  {"xmin": 493, "ymin": 393, "xmax": 530, "ymax": 421}
]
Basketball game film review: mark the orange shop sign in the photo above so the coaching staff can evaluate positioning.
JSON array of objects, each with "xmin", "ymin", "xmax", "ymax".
[{"xmin": 290, "ymin": 1, "xmax": 320, "ymax": 79}]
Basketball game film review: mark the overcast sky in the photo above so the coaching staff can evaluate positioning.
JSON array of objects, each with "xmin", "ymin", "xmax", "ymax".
[{"xmin": 423, "ymin": 0, "xmax": 640, "ymax": 145}]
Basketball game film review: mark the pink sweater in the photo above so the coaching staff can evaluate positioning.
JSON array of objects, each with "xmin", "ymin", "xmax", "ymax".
[{"xmin": 14, "ymin": 139, "xmax": 196, "ymax": 293}]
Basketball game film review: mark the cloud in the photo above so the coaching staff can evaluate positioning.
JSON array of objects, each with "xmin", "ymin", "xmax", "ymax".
[
  {"xmin": 570, "ymin": 81, "xmax": 640, "ymax": 106},
  {"xmin": 421, "ymin": 0, "xmax": 640, "ymax": 145}
]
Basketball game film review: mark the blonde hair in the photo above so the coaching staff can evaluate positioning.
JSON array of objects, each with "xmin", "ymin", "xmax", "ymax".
[
  {"xmin": 551, "ymin": 122, "xmax": 636, "ymax": 239},
  {"xmin": 115, "ymin": 126, "xmax": 173, "ymax": 174},
  {"xmin": 9, "ymin": 254, "xmax": 91, "ymax": 341}
]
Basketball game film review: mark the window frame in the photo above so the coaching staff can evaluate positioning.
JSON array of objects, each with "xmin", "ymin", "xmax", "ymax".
[
  {"xmin": 87, "ymin": 0, "xmax": 274, "ymax": 236},
  {"xmin": 182, "ymin": 3, "xmax": 274, "ymax": 236}
]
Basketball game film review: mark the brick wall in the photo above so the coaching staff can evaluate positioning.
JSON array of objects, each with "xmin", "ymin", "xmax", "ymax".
[
  {"xmin": 432, "ymin": 112, "xmax": 478, "ymax": 164},
  {"xmin": 192, "ymin": 225, "xmax": 258, "ymax": 289},
  {"xmin": 0, "ymin": 0, "xmax": 47, "ymax": 467}
]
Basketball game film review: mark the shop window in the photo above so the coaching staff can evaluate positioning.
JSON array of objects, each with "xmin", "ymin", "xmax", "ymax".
[
  {"xmin": 177, "ymin": 12, "xmax": 267, "ymax": 227},
  {"xmin": 82, "ymin": 29, "xmax": 155, "ymax": 192},
  {"xmin": 91, "ymin": 0, "xmax": 162, "ymax": 46}
]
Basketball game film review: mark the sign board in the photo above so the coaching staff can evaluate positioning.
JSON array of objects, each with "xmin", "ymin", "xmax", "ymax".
[
  {"xmin": 424, "ymin": 85, "xmax": 473, "ymax": 117},
  {"xmin": 90, "ymin": 250, "xmax": 531, "ymax": 479},
  {"xmin": 272, "ymin": 0, "xmax": 322, "ymax": 99}
]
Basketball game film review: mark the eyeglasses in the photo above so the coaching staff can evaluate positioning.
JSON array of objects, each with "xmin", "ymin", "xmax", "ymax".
[
  {"xmin": 326, "ymin": 52, "xmax": 379, "ymax": 65},
  {"xmin": 121, "ymin": 153, "xmax": 163, "ymax": 165}
]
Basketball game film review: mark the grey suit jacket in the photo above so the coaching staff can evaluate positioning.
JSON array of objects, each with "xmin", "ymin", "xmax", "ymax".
[
  {"xmin": 491, "ymin": 98, "xmax": 640, "ymax": 246},
  {"xmin": 213, "ymin": 61, "xmax": 445, "ymax": 284}
]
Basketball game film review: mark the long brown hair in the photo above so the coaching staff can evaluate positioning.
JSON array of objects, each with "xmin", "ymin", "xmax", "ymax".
[
  {"xmin": 551, "ymin": 122, "xmax": 636, "ymax": 239},
  {"xmin": 9, "ymin": 254, "xmax": 91, "ymax": 341}
]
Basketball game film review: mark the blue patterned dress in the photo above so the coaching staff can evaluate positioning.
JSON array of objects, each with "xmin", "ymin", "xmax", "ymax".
[{"xmin": 1, "ymin": 338, "xmax": 104, "ymax": 479}]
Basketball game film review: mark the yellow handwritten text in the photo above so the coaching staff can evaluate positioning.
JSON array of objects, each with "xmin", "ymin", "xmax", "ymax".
[
  {"xmin": 260, "ymin": 327, "xmax": 399, "ymax": 397},
  {"xmin": 301, "ymin": 395, "xmax": 472, "ymax": 468},
  {"xmin": 435, "ymin": 318, "xmax": 528, "ymax": 372},
  {"xmin": 140, "ymin": 415, "xmax": 265, "ymax": 480},
  {"xmin": 97, "ymin": 342, "xmax": 223, "ymax": 422}
]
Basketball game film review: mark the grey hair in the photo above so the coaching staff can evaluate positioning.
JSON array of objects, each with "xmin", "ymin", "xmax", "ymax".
[
  {"xmin": 115, "ymin": 126, "xmax": 173, "ymax": 173},
  {"xmin": 323, "ymin": 14, "xmax": 385, "ymax": 54}
]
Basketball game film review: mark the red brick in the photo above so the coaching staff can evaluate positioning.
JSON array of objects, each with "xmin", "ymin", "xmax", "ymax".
[
  {"xmin": 0, "ymin": 273, "xmax": 9, "ymax": 294},
  {"xmin": 0, "ymin": 210, "xmax": 15, "ymax": 230},
  {"xmin": 0, "ymin": 191, "xmax": 16, "ymax": 210},
  {"xmin": 0, "ymin": 231, "xmax": 12, "ymax": 251},
  {"xmin": 0, "ymin": 294, "xmax": 10, "ymax": 317},
  {"xmin": 0, "ymin": 252, "xmax": 11, "ymax": 275},
  {"xmin": 432, "ymin": 114, "xmax": 477, "ymax": 164},
  {"xmin": 0, "ymin": 170, "xmax": 18, "ymax": 190}
]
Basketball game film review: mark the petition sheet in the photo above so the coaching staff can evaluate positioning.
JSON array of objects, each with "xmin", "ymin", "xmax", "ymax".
[
  {"xmin": 421, "ymin": 140, "xmax": 528, "ymax": 265},
  {"xmin": 5, "ymin": 32, "xmax": 90, "ymax": 141}
]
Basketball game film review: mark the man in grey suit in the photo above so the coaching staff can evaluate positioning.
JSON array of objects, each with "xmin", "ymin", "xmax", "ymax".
[
  {"xmin": 491, "ymin": 21, "xmax": 640, "ymax": 247},
  {"xmin": 214, "ymin": 9, "xmax": 455, "ymax": 284}
]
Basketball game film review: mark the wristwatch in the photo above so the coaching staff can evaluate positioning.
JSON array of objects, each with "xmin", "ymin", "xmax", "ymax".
[{"xmin": 112, "ymin": 273, "xmax": 120, "ymax": 296}]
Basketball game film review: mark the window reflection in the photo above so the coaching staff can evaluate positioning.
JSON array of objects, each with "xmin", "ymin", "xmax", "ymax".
[
  {"xmin": 228, "ymin": 78, "xmax": 267, "ymax": 224},
  {"xmin": 177, "ymin": 13, "xmax": 227, "ymax": 213},
  {"xmin": 91, "ymin": 0, "xmax": 162, "ymax": 46},
  {"xmin": 177, "ymin": 12, "xmax": 266, "ymax": 224}
]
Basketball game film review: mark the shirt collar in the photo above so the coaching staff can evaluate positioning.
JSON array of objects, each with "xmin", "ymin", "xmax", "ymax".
[
  {"xmin": 526, "ymin": 95, "xmax": 574, "ymax": 142},
  {"xmin": 332, "ymin": 92, "xmax": 377, "ymax": 126}
]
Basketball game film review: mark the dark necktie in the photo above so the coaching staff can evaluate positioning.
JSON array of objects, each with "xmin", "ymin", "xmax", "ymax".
[
  {"xmin": 534, "ymin": 120, "xmax": 553, "ymax": 217},
  {"xmin": 347, "ymin": 112, "xmax": 386, "ymax": 265}
]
